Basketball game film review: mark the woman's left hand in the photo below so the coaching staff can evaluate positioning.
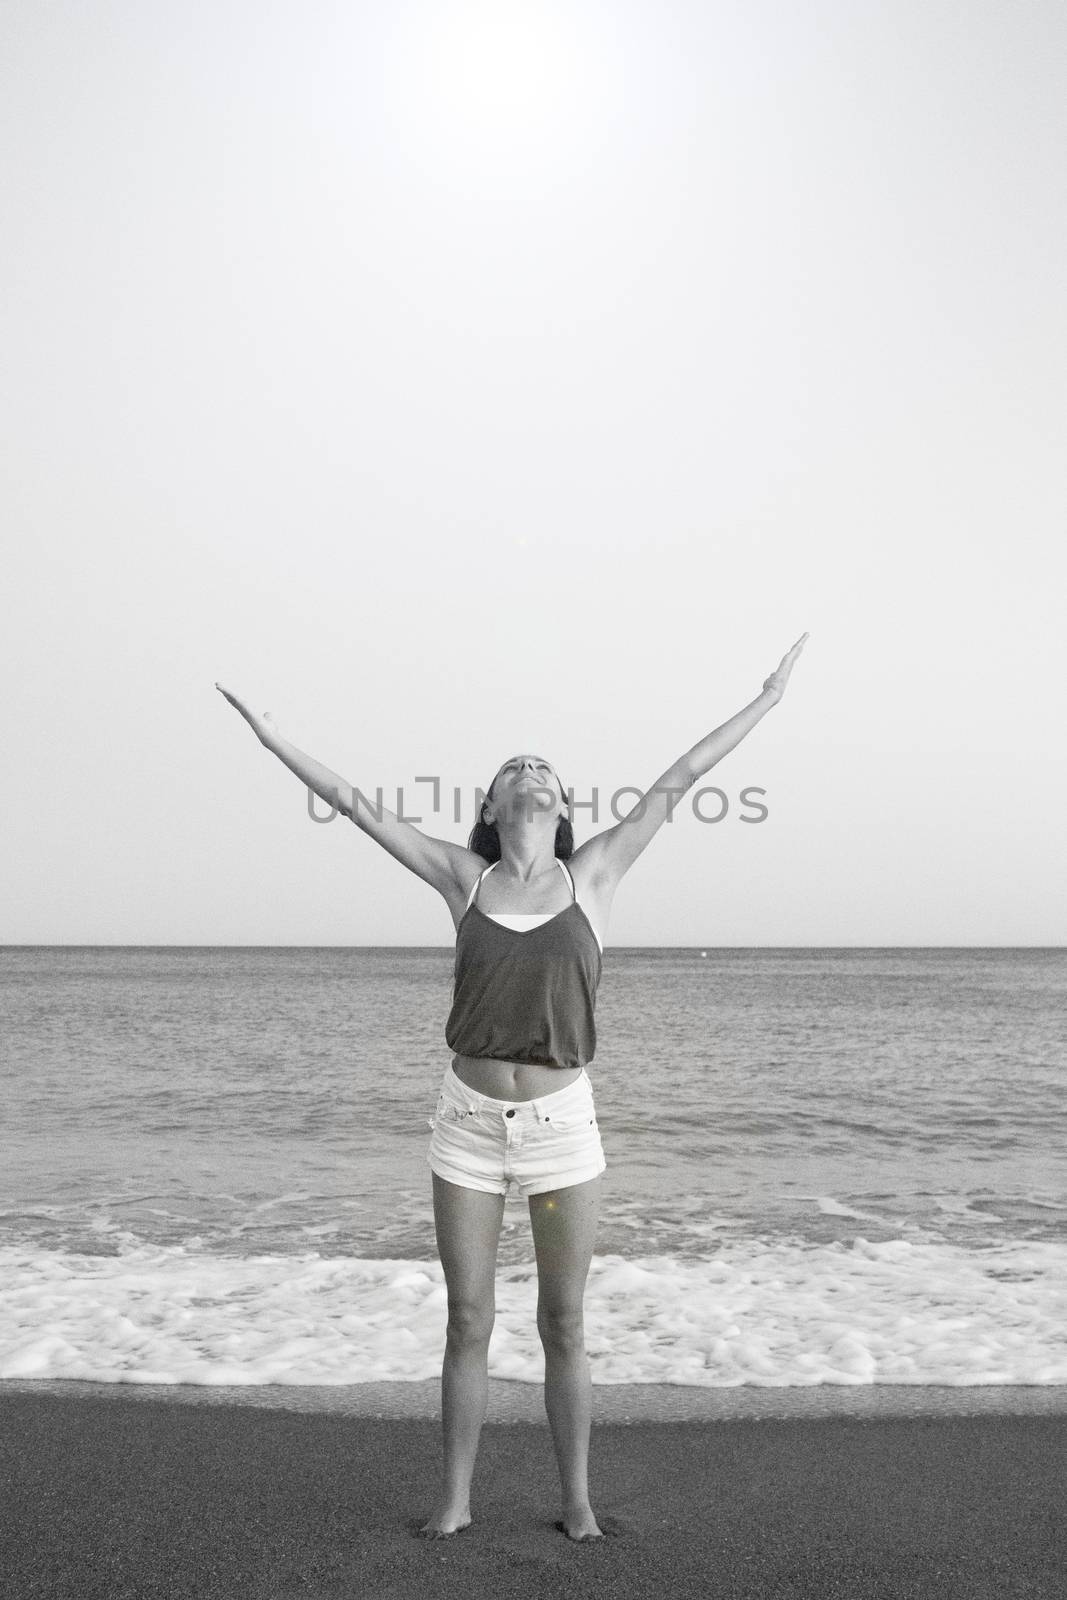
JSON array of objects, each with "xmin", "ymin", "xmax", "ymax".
[
  {"xmin": 762, "ymin": 633, "xmax": 809, "ymax": 703},
  {"xmin": 215, "ymin": 682, "xmax": 281, "ymax": 745}
]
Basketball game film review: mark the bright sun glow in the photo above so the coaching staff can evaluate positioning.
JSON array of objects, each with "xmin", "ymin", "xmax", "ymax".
[
  {"xmin": 379, "ymin": 0, "xmax": 633, "ymax": 168},
  {"xmin": 437, "ymin": 2, "xmax": 577, "ymax": 122}
]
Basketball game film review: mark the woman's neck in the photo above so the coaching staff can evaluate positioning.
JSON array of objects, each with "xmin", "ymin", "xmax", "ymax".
[{"xmin": 494, "ymin": 839, "xmax": 558, "ymax": 884}]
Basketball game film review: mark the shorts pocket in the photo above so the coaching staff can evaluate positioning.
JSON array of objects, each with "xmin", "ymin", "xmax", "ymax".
[
  {"xmin": 536, "ymin": 1108, "xmax": 597, "ymax": 1132},
  {"xmin": 430, "ymin": 1094, "xmax": 485, "ymax": 1130}
]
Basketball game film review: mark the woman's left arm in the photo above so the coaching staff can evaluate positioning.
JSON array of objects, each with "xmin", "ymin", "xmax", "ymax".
[
  {"xmin": 577, "ymin": 633, "xmax": 809, "ymax": 887},
  {"xmin": 686, "ymin": 630, "xmax": 809, "ymax": 773}
]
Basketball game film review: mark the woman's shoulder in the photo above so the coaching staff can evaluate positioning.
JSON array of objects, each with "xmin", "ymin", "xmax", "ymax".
[
  {"xmin": 563, "ymin": 843, "xmax": 614, "ymax": 944},
  {"xmin": 458, "ymin": 851, "xmax": 494, "ymax": 888}
]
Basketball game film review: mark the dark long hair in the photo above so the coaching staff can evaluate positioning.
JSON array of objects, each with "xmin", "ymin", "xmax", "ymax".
[{"xmin": 467, "ymin": 772, "xmax": 575, "ymax": 863}]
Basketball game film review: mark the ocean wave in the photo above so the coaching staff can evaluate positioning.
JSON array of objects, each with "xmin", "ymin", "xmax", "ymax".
[{"xmin": 2, "ymin": 1237, "xmax": 1065, "ymax": 1389}]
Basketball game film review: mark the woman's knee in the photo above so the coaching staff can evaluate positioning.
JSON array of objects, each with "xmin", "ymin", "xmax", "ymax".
[
  {"xmin": 446, "ymin": 1295, "xmax": 495, "ymax": 1348},
  {"xmin": 536, "ymin": 1304, "xmax": 585, "ymax": 1354}
]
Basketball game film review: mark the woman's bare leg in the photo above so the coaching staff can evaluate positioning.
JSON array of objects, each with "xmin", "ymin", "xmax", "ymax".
[
  {"xmin": 529, "ymin": 1174, "xmax": 603, "ymax": 1541},
  {"xmin": 418, "ymin": 1172, "xmax": 505, "ymax": 1537}
]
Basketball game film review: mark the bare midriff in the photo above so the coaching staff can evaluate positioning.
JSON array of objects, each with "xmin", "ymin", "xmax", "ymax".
[{"xmin": 450, "ymin": 1053, "xmax": 584, "ymax": 1101}]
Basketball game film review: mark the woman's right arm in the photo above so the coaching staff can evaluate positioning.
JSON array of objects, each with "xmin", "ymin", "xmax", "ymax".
[{"xmin": 214, "ymin": 683, "xmax": 477, "ymax": 898}]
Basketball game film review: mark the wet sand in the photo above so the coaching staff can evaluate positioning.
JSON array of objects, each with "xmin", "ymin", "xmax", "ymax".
[{"xmin": 1, "ymin": 1385, "xmax": 1064, "ymax": 1599}]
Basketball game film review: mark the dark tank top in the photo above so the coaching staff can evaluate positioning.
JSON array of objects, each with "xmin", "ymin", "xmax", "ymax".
[{"xmin": 445, "ymin": 858, "xmax": 603, "ymax": 1070}]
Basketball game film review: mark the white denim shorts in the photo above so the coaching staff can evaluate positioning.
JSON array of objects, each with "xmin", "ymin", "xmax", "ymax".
[{"xmin": 426, "ymin": 1063, "xmax": 606, "ymax": 1198}]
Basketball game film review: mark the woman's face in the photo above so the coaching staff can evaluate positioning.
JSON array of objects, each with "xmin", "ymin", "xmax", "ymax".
[{"xmin": 488, "ymin": 754, "xmax": 565, "ymax": 821}]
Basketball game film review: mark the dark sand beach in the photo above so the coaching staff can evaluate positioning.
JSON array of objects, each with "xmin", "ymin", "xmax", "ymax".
[{"xmin": 1, "ymin": 1384, "xmax": 1065, "ymax": 1599}]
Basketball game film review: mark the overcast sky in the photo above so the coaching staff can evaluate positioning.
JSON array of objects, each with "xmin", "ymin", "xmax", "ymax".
[{"xmin": 3, "ymin": 0, "xmax": 1064, "ymax": 946}]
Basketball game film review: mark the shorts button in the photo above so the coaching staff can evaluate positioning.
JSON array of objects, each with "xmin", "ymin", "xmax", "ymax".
[{"xmin": 505, "ymin": 1108, "xmax": 515, "ymax": 1118}]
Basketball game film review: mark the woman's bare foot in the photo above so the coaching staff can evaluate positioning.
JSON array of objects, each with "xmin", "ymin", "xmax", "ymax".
[
  {"xmin": 556, "ymin": 1502, "xmax": 603, "ymax": 1541},
  {"xmin": 416, "ymin": 1499, "xmax": 472, "ymax": 1539}
]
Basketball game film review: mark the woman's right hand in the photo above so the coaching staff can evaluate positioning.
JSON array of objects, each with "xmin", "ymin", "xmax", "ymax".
[
  {"xmin": 762, "ymin": 633, "xmax": 809, "ymax": 704},
  {"xmin": 215, "ymin": 683, "xmax": 280, "ymax": 745}
]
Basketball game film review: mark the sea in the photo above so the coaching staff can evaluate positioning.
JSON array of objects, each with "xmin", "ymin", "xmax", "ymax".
[{"xmin": 1, "ymin": 947, "xmax": 1065, "ymax": 1391}]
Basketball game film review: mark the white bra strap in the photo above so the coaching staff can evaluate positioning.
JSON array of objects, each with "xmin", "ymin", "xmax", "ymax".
[
  {"xmin": 465, "ymin": 862, "xmax": 496, "ymax": 910},
  {"xmin": 557, "ymin": 859, "xmax": 602, "ymax": 951},
  {"xmin": 468, "ymin": 859, "xmax": 578, "ymax": 910},
  {"xmin": 465, "ymin": 857, "xmax": 601, "ymax": 947}
]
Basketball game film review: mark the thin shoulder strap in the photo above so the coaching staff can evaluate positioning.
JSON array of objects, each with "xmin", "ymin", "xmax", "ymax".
[
  {"xmin": 465, "ymin": 861, "xmax": 497, "ymax": 911},
  {"xmin": 556, "ymin": 858, "xmax": 577, "ymax": 902},
  {"xmin": 557, "ymin": 857, "xmax": 603, "ymax": 951}
]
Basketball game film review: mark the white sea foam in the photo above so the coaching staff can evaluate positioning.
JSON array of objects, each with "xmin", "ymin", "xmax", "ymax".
[
  {"xmin": 2, "ymin": 1238, "xmax": 1065, "ymax": 1388},
  {"xmin": 812, "ymin": 1196, "xmax": 889, "ymax": 1225}
]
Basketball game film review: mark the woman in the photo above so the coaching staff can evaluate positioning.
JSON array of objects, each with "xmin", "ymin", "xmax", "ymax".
[{"xmin": 216, "ymin": 631, "xmax": 807, "ymax": 1542}]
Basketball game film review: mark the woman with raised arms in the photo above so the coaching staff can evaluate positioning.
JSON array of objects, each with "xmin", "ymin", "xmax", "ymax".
[{"xmin": 216, "ymin": 631, "xmax": 808, "ymax": 1542}]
